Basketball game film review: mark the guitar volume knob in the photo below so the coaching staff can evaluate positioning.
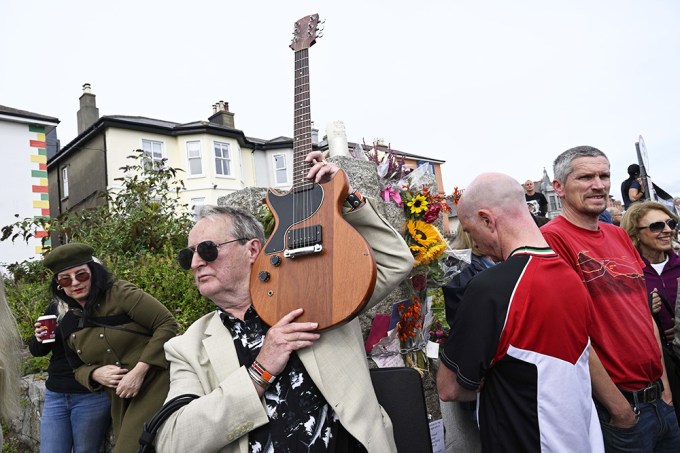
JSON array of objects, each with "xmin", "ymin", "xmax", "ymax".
[
  {"xmin": 269, "ymin": 255, "xmax": 282, "ymax": 266},
  {"xmin": 258, "ymin": 271, "xmax": 270, "ymax": 282}
]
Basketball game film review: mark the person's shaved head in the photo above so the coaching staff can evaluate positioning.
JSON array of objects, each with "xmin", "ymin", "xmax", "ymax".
[
  {"xmin": 458, "ymin": 173, "xmax": 547, "ymax": 261},
  {"xmin": 459, "ymin": 173, "xmax": 528, "ymax": 222}
]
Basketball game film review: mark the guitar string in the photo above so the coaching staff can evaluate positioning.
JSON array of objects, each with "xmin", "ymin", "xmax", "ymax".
[{"xmin": 300, "ymin": 48, "xmax": 310, "ymax": 248}]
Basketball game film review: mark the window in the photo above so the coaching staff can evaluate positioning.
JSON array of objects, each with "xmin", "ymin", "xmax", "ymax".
[
  {"xmin": 187, "ymin": 141, "xmax": 202, "ymax": 175},
  {"xmin": 274, "ymin": 154, "xmax": 288, "ymax": 184},
  {"xmin": 62, "ymin": 166, "xmax": 69, "ymax": 198},
  {"xmin": 214, "ymin": 142, "xmax": 231, "ymax": 176},
  {"xmin": 142, "ymin": 139, "xmax": 165, "ymax": 170},
  {"xmin": 549, "ymin": 195, "xmax": 559, "ymax": 212}
]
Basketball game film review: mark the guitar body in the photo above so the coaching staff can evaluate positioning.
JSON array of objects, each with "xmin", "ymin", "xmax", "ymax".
[{"xmin": 250, "ymin": 169, "xmax": 377, "ymax": 330}]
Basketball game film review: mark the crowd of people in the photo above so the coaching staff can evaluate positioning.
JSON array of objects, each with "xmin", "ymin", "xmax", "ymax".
[
  {"xmin": 439, "ymin": 147, "xmax": 680, "ymax": 452},
  {"xmin": 1, "ymin": 146, "xmax": 679, "ymax": 452}
]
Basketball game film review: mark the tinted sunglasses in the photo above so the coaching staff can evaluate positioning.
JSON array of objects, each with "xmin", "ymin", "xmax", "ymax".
[
  {"xmin": 177, "ymin": 238, "xmax": 248, "ymax": 270},
  {"xmin": 57, "ymin": 271, "xmax": 91, "ymax": 288},
  {"xmin": 638, "ymin": 219, "xmax": 678, "ymax": 233}
]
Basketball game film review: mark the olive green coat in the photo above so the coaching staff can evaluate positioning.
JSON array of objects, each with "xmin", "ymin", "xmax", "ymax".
[{"xmin": 67, "ymin": 280, "xmax": 178, "ymax": 453}]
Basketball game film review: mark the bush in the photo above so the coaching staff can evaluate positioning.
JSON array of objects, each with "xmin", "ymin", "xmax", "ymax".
[
  {"xmin": 3, "ymin": 276, "xmax": 51, "ymax": 341},
  {"xmin": 22, "ymin": 356, "xmax": 49, "ymax": 376},
  {"xmin": 104, "ymin": 246, "xmax": 214, "ymax": 333},
  {"xmin": 1, "ymin": 150, "xmax": 209, "ymax": 345}
]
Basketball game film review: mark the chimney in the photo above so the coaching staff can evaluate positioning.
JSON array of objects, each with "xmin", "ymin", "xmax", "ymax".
[
  {"xmin": 208, "ymin": 100, "xmax": 235, "ymax": 129},
  {"xmin": 77, "ymin": 83, "xmax": 100, "ymax": 134}
]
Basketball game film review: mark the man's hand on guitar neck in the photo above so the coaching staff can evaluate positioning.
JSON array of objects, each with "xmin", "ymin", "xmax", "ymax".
[
  {"xmin": 304, "ymin": 151, "xmax": 365, "ymax": 211},
  {"xmin": 305, "ymin": 151, "xmax": 338, "ymax": 184}
]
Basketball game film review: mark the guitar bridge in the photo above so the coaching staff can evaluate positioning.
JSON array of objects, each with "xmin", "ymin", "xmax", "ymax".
[
  {"xmin": 284, "ymin": 225, "xmax": 323, "ymax": 258},
  {"xmin": 284, "ymin": 243, "xmax": 323, "ymax": 258}
]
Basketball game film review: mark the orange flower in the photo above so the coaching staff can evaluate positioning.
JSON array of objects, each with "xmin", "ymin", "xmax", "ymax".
[{"xmin": 397, "ymin": 300, "xmax": 423, "ymax": 342}]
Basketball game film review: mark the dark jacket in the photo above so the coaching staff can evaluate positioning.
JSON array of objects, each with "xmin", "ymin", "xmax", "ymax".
[
  {"xmin": 442, "ymin": 254, "xmax": 495, "ymax": 327},
  {"xmin": 642, "ymin": 251, "xmax": 680, "ymax": 331}
]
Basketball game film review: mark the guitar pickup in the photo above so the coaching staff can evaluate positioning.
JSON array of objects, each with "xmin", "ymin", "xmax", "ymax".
[{"xmin": 287, "ymin": 225, "xmax": 322, "ymax": 249}]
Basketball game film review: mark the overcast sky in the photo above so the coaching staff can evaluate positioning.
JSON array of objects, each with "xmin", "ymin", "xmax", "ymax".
[{"xmin": 2, "ymin": 0, "xmax": 678, "ymax": 197}]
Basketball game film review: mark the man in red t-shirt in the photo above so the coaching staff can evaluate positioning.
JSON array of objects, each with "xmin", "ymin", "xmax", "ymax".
[{"xmin": 542, "ymin": 146, "xmax": 680, "ymax": 451}]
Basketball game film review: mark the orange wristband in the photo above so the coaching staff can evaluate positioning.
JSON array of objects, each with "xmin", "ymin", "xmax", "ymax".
[{"xmin": 252, "ymin": 360, "xmax": 276, "ymax": 384}]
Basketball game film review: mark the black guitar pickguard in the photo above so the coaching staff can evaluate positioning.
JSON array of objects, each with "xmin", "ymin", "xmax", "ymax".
[{"xmin": 265, "ymin": 184, "xmax": 324, "ymax": 254}]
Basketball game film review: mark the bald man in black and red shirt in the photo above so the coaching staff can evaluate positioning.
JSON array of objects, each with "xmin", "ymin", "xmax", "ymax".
[{"xmin": 437, "ymin": 173, "xmax": 603, "ymax": 452}]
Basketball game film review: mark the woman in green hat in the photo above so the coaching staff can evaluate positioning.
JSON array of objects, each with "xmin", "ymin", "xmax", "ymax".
[{"xmin": 43, "ymin": 243, "xmax": 178, "ymax": 453}]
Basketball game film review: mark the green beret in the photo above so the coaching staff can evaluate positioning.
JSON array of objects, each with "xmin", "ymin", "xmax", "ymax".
[{"xmin": 43, "ymin": 243, "xmax": 94, "ymax": 274}]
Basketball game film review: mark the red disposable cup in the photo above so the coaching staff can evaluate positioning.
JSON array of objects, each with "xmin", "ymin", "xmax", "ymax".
[{"xmin": 37, "ymin": 315, "xmax": 57, "ymax": 343}]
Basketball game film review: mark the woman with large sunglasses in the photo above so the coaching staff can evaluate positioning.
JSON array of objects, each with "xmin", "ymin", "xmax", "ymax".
[
  {"xmin": 621, "ymin": 201, "xmax": 680, "ymax": 423},
  {"xmin": 42, "ymin": 243, "xmax": 178, "ymax": 453}
]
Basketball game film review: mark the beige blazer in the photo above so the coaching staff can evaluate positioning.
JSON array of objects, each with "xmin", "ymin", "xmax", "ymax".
[{"xmin": 155, "ymin": 198, "xmax": 413, "ymax": 453}]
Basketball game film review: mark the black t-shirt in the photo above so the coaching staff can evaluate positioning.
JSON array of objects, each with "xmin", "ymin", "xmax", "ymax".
[
  {"xmin": 621, "ymin": 178, "xmax": 643, "ymax": 208},
  {"xmin": 525, "ymin": 192, "xmax": 548, "ymax": 217}
]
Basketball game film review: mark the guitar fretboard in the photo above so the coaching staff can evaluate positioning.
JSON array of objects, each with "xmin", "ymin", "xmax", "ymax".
[{"xmin": 292, "ymin": 48, "xmax": 313, "ymax": 191}]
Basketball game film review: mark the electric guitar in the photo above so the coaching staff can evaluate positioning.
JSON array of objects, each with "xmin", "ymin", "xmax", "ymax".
[{"xmin": 250, "ymin": 14, "xmax": 377, "ymax": 331}]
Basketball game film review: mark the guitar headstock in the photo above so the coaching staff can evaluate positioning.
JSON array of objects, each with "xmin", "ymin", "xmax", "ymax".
[{"xmin": 290, "ymin": 14, "xmax": 322, "ymax": 51}]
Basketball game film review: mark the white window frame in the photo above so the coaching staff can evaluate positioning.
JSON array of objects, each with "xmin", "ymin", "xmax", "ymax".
[
  {"xmin": 214, "ymin": 141, "xmax": 231, "ymax": 177},
  {"xmin": 62, "ymin": 166, "xmax": 69, "ymax": 199},
  {"xmin": 273, "ymin": 154, "xmax": 288, "ymax": 185},
  {"xmin": 186, "ymin": 141, "xmax": 203, "ymax": 176},
  {"xmin": 142, "ymin": 139, "xmax": 166, "ymax": 170}
]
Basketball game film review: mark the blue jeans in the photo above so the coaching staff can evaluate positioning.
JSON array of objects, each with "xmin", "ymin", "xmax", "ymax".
[
  {"xmin": 41, "ymin": 389, "xmax": 111, "ymax": 453},
  {"xmin": 595, "ymin": 399, "xmax": 680, "ymax": 452}
]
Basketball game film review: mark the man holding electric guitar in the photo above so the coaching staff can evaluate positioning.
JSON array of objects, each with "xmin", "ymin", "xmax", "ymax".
[{"xmin": 154, "ymin": 150, "xmax": 413, "ymax": 453}]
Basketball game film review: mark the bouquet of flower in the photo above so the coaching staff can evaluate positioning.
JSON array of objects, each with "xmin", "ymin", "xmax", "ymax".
[
  {"xmin": 394, "ymin": 165, "xmax": 455, "ymax": 368},
  {"xmin": 360, "ymin": 143, "xmax": 469, "ymax": 368}
]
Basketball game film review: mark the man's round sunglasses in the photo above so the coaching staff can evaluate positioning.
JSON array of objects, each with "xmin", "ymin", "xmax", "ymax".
[
  {"xmin": 57, "ymin": 271, "xmax": 91, "ymax": 288},
  {"xmin": 177, "ymin": 238, "xmax": 248, "ymax": 270},
  {"xmin": 638, "ymin": 218, "xmax": 678, "ymax": 233}
]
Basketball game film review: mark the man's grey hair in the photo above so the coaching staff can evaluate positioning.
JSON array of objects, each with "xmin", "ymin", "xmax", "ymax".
[
  {"xmin": 553, "ymin": 146, "xmax": 609, "ymax": 183},
  {"xmin": 196, "ymin": 205, "xmax": 265, "ymax": 244}
]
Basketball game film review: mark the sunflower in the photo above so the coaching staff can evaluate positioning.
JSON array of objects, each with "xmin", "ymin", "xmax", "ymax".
[
  {"xmin": 407, "ymin": 219, "xmax": 442, "ymax": 247},
  {"xmin": 406, "ymin": 219, "xmax": 447, "ymax": 266},
  {"xmin": 418, "ymin": 242, "xmax": 446, "ymax": 266},
  {"xmin": 407, "ymin": 193, "xmax": 429, "ymax": 215}
]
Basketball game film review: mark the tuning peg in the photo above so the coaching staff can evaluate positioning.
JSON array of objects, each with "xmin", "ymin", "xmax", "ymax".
[{"xmin": 317, "ymin": 31, "xmax": 324, "ymax": 38}]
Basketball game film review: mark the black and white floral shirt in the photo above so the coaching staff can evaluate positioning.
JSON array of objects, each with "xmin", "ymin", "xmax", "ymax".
[{"xmin": 220, "ymin": 307, "xmax": 365, "ymax": 453}]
